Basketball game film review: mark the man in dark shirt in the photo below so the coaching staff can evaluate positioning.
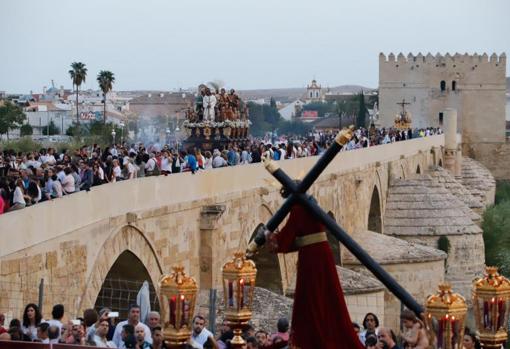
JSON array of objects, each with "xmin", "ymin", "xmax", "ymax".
[
  {"xmin": 80, "ymin": 161, "xmax": 94, "ymax": 191},
  {"xmin": 377, "ymin": 327, "xmax": 401, "ymax": 349}
]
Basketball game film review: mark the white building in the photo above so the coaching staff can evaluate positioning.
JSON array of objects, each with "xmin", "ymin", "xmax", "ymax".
[{"xmin": 278, "ymin": 100, "xmax": 305, "ymax": 121}]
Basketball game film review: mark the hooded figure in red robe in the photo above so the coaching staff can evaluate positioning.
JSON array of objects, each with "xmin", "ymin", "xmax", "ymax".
[{"xmin": 268, "ymin": 204, "xmax": 365, "ymax": 349}]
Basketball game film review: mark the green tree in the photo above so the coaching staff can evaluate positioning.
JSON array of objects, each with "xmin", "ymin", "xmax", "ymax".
[
  {"xmin": 97, "ymin": 70, "xmax": 115, "ymax": 124},
  {"xmin": 66, "ymin": 123, "xmax": 81, "ymax": 137},
  {"xmin": 270, "ymin": 97, "xmax": 277, "ymax": 109},
  {"xmin": 483, "ymin": 201, "xmax": 510, "ymax": 277},
  {"xmin": 356, "ymin": 91, "xmax": 368, "ymax": 128},
  {"xmin": 19, "ymin": 124, "xmax": 33, "ymax": 136},
  {"xmin": 69, "ymin": 62, "xmax": 88, "ymax": 128},
  {"xmin": 0, "ymin": 101, "xmax": 26, "ymax": 139},
  {"xmin": 276, "ymin": 120, "xmax": 313, "ymax": 136},
  {"xmin": 42, "ymin": 120, "xmax": 60, "ymax": 135},
  {"xmin": 247, "ymin": 102, "xmax": 282, "ymax": 136}
]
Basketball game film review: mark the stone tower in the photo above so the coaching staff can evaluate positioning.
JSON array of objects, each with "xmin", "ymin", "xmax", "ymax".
[{"xmin": 378, "ymin": 52, "xmax": 507, "ymax": 145}]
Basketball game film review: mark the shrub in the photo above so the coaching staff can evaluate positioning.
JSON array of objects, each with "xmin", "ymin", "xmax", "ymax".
[
  {"xmin": 483, "ymin": 200, "xmax": 510, "ymax": 277},
  {"xmin": 0, "ymin": 137, "xmax": 42, "ymax": 153}
]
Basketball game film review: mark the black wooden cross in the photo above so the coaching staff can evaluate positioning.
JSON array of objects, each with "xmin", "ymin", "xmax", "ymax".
[
  {"xmin": 397, "ymin": 98, "xmax": 411, "ymax": 113},
  {"xmin": 247, "ymin": 127, "xmax": 424, "ymax": 316}
]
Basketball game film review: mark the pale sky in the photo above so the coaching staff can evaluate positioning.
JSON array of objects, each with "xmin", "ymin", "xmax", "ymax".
[{"xmin": 1, "ymin": 0, "xmax": 509, "ymax": 93}]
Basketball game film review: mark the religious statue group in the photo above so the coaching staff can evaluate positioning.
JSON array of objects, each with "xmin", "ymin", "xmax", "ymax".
[{"xmin": 186, "ymin": 85, "xmax": 248, "ymax": 123}]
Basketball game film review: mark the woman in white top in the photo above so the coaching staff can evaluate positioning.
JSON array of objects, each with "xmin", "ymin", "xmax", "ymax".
[
  {"xmin": 9, "ymin": 179, "xmax": 26, "ymax": 211},
  {"xmin": 204, "ymin": 151, "xmax": 213, "ymax": 170},
  {"xmin": 112, "ymin": 159, "xmax": 122, "ymax": 181},
  {"xmin": 126, "ymin": 159, "xmax": 137, "ymax": 179},
  {"xmin": 21, "ymin": 303, "xmax": 42, "ymax": 341},
  {"xmin": 61, "ymin": 167, "xmax": 75, "ymax": 194},
  {"xmin": 160, "ymin": 152, "xmax": 172, "ymax": 175}
]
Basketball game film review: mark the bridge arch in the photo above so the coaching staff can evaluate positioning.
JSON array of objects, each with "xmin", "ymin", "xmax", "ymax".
[
  {"xmin": 248, "ymin": 223, "xmax": 283, "ymax": 294},
  {"xmin": 367, "ymin": 185, "xmax": 383, "ymax": 234},
  {"xmin": 79, "ymin": 225, "xmax": 163, "ymax": 313},
  {"xmin": 326, "ymin": 211, "xmax": 341, "ymax": 265}
]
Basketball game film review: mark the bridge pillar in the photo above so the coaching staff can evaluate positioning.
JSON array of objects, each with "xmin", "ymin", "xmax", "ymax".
[
  {"xmin": 199, "ymin": 205, "xmax": 226, "ymax": 289},
  {"xmin": 443, "ymin": 108, "xmax": 461, "ymax": 177}
]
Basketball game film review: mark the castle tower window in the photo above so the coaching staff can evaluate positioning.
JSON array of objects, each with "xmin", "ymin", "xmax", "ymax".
[
  {"xmin": 452, "ymin": 81, "xmax": 456, "ymax": 91},
  {"xmin": 440, "ymin": 80, "xmax": 446, "ymax": 92},
  {"xmin": 439, "ymin": 112, "xmax": 444, "ymax": 126}
]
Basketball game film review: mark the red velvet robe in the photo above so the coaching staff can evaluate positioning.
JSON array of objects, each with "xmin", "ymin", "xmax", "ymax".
[{"xmin": 275, "ymin": 204, "xmax": 364, "ymax": 349}]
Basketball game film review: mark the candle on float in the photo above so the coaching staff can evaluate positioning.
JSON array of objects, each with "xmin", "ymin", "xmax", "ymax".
[
  {"xmin": 483, "ymin": 300, "xmax": 489, "ymax": 329},
  {"xmin": 451, "ymin": 315, "xmax": 456, "ymax": 349},
  {"xmin": 498, "ymin": 298, "xmax": 505, "ymax": 329},
  {"xmin": 490, "ymin": 297, "xmax": 496, "ymax": 330},
  {"xmin": 170, "ymin": 296, "xmax": 177, "ymax": 327},
  {"xmin": 180, "ymin": 294, "xmax": 185, "ymax": 327},
  {"xmin": 228, "ymin": 280, "xmax": 234, "ymax": 307},
  {"xmin": 438, "ymin": 316, "xmax": 444, "ymax": 349},
  {"xmin": 239, "ymin": 279, "xmax": 245, "ymax": 308}
]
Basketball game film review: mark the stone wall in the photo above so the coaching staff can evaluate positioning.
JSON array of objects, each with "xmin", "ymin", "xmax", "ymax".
[
  {"xmin": 0, "ymin": 136, "xmax": 444, "ymax": 319},
  {"xmin": 462, "ymin": 142, "xmax": 510, "ymax": 180},
  {"xmin": 346, "ymin": 291, "xmax": 385, "ymax": 327},
  {"xmin": 397, "ymin": 234, "xmax": 485, "ymax": 299}
]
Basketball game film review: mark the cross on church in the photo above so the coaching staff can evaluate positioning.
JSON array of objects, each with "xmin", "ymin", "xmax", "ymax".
[
  {"xmin": 247, "ymin": 127, "xmax": 424, "ymax": 317},
  {"xmin": 397, "ymin": 98, "xmax": 411, "ymax": 113}
]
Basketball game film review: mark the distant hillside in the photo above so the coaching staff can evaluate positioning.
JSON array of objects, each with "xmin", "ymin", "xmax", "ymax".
[{"xmin": 238, "ymin": 85, "xmax": 374, "ymax": 103}]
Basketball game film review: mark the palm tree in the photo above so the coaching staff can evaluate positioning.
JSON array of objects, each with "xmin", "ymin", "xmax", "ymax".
[
  {"xmin": 97, "ymin": 70, "xmax": 115, "ymax": 124},
  {"xmin": 69, "ymin": 62, "xmax": 88, "ymax": 127}
]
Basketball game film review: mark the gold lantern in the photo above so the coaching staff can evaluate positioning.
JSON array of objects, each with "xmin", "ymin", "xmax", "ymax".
[
  {"xmin": 425, "ymin": 283, "xmax": 468, "ymax": 349},
  {"xmin": 222, "ymin": 252, "xmax": 257, "ymax": 348},
  {"xmin": 473, "ymin": 266, "xmax": 510, "ymax": 349},
  {"xmin": 159, "ymin": 266, "xmax": 198, "ymax": 347}
]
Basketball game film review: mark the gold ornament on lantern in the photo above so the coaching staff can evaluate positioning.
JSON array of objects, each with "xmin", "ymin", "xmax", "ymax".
[
  {"xmin": 425, "ymin": 283, "xmax": 467, "ymax": 349},
  {"xmin": 159, "ymin": 266, "xmax": 198, "ymax": 347},
  {"xmin": 222, "ymin": 252, "xmax": 257, "ymax": 348},
  {"xmin": 472, "ymin": 266, "xmax": 510, "ymax": 349}
]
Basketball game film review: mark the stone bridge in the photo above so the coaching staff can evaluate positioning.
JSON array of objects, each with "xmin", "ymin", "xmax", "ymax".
[{"xmin": 0, "ymin": 136, "xmax": 445, "ymax": 321}]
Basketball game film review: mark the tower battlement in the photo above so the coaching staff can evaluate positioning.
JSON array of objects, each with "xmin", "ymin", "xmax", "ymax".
[{"xmin": 379, "ymin": 52, "xmax": 506, "ymax": 66}]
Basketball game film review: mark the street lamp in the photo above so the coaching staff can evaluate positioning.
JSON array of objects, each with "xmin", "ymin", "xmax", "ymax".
[
  {"xmin": 166, "ymin": 128, "xmax": 171, "ymax": 146},
  {"xmin": 111, "ymin": 128, "xmax": 116, "ymax": 145},
  {"xmin": 175, "ymin": 125, "xmax": 180, "ymax": 152},
  {"xmin": 119, "ymin": 121, "xmax": 125, "ymax": 144}
]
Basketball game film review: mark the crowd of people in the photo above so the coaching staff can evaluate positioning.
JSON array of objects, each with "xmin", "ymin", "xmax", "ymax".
[
  {"xmin": 0, "ymin": 303, "xmax": 481, "ymax": 348},
  {"xmin": 0, "ymin": 127, "xmax": 442, "ymax": 214}
]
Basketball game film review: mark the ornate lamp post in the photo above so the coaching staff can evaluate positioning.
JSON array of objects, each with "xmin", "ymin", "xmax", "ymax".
[
  {"xmin": 111, "ymin": 128, "xmax": 116, "ymax": 145},
  {"xmin": 425, "ymin": 283, "xmax": 467, "ymax": 349},
  {"xmin": 473, "ymin": 266, "xmax": 510, "ymax": 349},
  {"xmin": 222, "ymin": 252, "xmax": 257, "ymax": 348},
  {"xmin": 166, "ymin": 128, "xmax": 171, "ymax": 145},
  {"xmin": 159, "ymin": 266, "xmax": 198, "ymax": 349},
  {"xmin": 175, "ymin": 125, "xmax": 180, "ymax": 152},
  {"xmin": 119, "ymin": 121, "xmax": 125, "ymax": 144}
]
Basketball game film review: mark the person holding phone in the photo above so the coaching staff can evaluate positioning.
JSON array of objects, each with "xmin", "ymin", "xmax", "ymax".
[{"xmin": 93, "ymin": 318, "xmax": 116, "ymax": 348}]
